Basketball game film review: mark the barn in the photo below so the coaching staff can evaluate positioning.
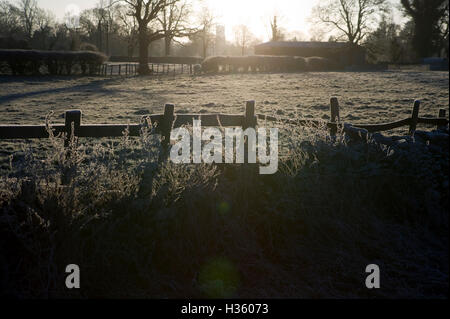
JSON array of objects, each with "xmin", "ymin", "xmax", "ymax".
[{"xmin": 254, "ymin": 41, "xmax": 366, "ymax": 68}]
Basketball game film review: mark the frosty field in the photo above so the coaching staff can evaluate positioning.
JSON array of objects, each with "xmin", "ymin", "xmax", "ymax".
[
  {"xmin": 0, "ymin": 71, "xmax": 448, "ymax": 299},
  {"xmin": 0, "ymin": 70, "xmax": 448, "ymax": 168},
  {"xmin": 1, "ymin": 71, "xmax": 448, "ymax": 126}
]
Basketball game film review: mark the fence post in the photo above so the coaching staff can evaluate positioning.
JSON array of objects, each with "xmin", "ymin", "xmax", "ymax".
[
  {"xmin": 62, "ymin": 110, "xmax": 81, "ymax": 185},
  {"xmin": 119, "ymin": 65, "xmax": 122, "ymax": 75},
  {"xmin": 159, "ymin": 104, "xmax": 175, "ymax": 161},
  {"xmin": 190, "ymin": 64, "xmax": 192, "ymax": 75},
  {"xmin": 438, "ymin": 109, "xmax": 447, "ymax": 131},
  {"xmin": 409, "ymin": 100, "xmax": 420, "ymax": 135},
  {"xmin": 64, "ymin": 110, "xmax": 82, "ymax": 147},
  {"xmin": 243, "ymin": 100, "xmax": 256, "ymax": 166},
  {"xmin": 330, "ymin": 97, "xmax": 340, "ymax": 135}
]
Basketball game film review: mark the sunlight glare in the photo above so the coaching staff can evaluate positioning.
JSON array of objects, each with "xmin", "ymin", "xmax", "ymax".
[{"xmin": 206, "ymin": 0, "xmax": 316, "ymax": 41}]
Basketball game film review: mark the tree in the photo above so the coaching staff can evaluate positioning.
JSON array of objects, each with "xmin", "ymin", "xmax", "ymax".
[
  {"xmin": 197, "ymin": 6, "xmax": 215, "ymax": 58},
  {"xmin": 121, "ymin": 0, "xmax": 173, "ymax": 74},
  {"xmin": 233, "ymin": 24, "xmax": 253, "ymax": 55},
  {"xmin": 18, "ymin": 0, "xmax": 38, "ymax": 40},
  {"xmin": 269, "ymin": 15, "xmax": 284, "ymax": 42},
  {"xmin": 116, "ymin": 4, "xmax": 139, "ymax": 57},
  {"xmin": 32, "ymin": 8, "xmax": 55, "ymax": 49},
  {"xmin": 158, "ymin": 0, "xmax": 195, "ymax": 56},
  {"xmin": 364, "ymin": 16, "xmax": 404, "ymax": 63},
  {"xmin": 0, "ymin": 0, "xmax": 23, "ymax": 38},
  {"xmin": 439, "ymin": 0, "xmax": 449, "ymax": 58},
  {"xmin": 79, "ymin": 2, "xmax": 114, "ymax": 54},
  {"xmin": 401, "ymin": 0, "xmax": 449, "ymax": 58},
  {"xmin": 311, "ymin": 0, "xmax": 387, "ymax": 45}
]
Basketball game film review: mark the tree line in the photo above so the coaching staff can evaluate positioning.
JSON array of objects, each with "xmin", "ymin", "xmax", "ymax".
[
  {"xmin": 310, "ymin": 0, "xmax": 449, "ymax": 63},
  {"xmin": 1, "ymin": 0, "xmax": 449, "ymax": 74}
]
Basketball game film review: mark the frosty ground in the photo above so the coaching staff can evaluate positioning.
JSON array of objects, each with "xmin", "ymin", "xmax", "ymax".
[
  {"xmin": 0, "ymin": 70, "xmax": 448, "ymax": 168},
  {"xmin": 0, "ymin": 71, "xmax": 448, "ymax": 298},
  {"xmin": 0, "ymin": 71, "xmax": 448, "ymax": 125}
]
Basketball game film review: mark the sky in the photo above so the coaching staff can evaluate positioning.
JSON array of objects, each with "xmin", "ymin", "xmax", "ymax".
[{"xmin": 37, "ymin": 0, "xmax": 406, "ymax": 42}]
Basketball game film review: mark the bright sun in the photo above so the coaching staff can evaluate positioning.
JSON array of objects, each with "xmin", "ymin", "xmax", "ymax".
[{"xmin": 206, "ymin": 0, "xmax": 316, "ymax": 42}]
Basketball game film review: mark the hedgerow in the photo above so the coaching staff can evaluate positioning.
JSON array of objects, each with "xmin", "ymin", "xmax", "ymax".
[{"xmin": 0, "ymin": 49, "xmax": 107, "ymax": 76}]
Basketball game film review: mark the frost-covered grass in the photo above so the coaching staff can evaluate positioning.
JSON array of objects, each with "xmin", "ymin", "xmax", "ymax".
[{"xmin": 0, "ymin": 121, "xmax": 448, "ymax": 299}]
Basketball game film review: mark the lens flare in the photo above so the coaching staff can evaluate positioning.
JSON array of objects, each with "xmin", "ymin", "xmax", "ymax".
[{"xmin": 198, "ymin": 257, "xmax": 240, "ymax": 298}]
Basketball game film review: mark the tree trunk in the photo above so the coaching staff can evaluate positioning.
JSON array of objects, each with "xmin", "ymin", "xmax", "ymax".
[
  {"xmin": 127, "ymin": 42, "xmax": 134, "ymax": 59},
  {"xmin": 202, "ymin": 29, "xmax": 208, "ymax": 58},
  {"xmin": 164, "ymin": 36, "xmax": 172, "ymax": 56},
  {"xmin": 138, "ymin": 28, "xmax": 150, "ymax": 75},
  {"xmin": 106, "ymin": 24, "xmax": 110, "ymax": 56},
  {"xmin": 413, "ymin": 18, "xmax": 434, "ymax": 58}
]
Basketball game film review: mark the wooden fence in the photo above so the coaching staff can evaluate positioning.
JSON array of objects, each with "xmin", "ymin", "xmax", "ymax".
[
  {"xmin": 100, "ymin": 63, "xmax": 197, "ymax": 76},
  {"xmin": 0, "ymin": 99, "xmax": 448, "ymax": 146}
]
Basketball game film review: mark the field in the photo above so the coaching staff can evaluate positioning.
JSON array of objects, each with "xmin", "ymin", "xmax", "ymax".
[
  {"xmin": 0, "ymin": 71, "xmax": 448, "ymax": 299},
  {"xmin": 1, "ymin": 71, "xmax": 448, "ymax": 124},
  {"xmin": 1, "ymin": 71, "xmax": 448, "ymax": 169}
]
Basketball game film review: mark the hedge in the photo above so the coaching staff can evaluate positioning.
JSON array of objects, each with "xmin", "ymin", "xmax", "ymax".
[
  {"xmin": 200, "ymin": 55, "xmax": 339, "ymax": 73},
  {"xmin": 0, "ymin": 49, "xmax": 107, "ymax": 76}
]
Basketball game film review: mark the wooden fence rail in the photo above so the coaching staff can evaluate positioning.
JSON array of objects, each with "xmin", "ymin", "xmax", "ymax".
[{"xmin": 0, "ymin": 99, "xmax": 448, "ymax": 142}]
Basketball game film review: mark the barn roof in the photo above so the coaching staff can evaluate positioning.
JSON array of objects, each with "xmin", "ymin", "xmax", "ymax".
[{"xmin": 255, "ymin": 41, "xmax": 354, "ymax": 49}]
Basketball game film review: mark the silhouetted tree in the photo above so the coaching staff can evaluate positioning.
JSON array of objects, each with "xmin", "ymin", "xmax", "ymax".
[
  {"xmin": 158, "ymin": 0, "xmax": 195, "ymax": 56},
  {"xmin": 122, "ymin": 0, "xmax": 172, "ymax": 74},
  {"xmin": 32, "ymin": 9, "xmax": 55, "ymax": 49},
  {"xmin": 311, "ymin": 0, "xmax": 387, "ymax": 45},
  {"xmin": 233, "ymin": 24, "xmax": 253, "ymax": 55},
  {"xmin": 116, "ymin": 4, "xmax": 139, "ymax": 57},
  {"xmin": 270, "ymin": 15, "xmax": 284, "ymax": 42},
  {"xmin": 18, "ymin": 0, "xmax": 39, "ymax": 40},
  {"xmin": 197, "ymin": 6, "xmax": 215, "ymax": 58},
  {"xmin": 401, "ymin": 0, "xmax": 449, "ymax": 58},
  {"xmin": 364, "ymin": 16, "xmax": 409, "ymax": 63},
  {"xmin": 0, "ymin": 0, "xmax": 23, "ymax": 38}
]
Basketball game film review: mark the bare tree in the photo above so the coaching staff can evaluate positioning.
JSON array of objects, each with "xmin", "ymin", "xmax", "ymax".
[
  {"xmin": 99, "ymin": 0, "xmax": 113, "ymax": 55},
  {"xmin": 116, "ymin": 4, "xmax": 139, "ymax": 57},
  {"xmin": 18, "ymin": 0, "xmax": 38, "ymax": 40},
  {"xmin": 233, "ymin": 24, "xmax": 253, "ymax": 55},
  {"xmin": 120, "ymin": 0, "xmax": 173, "ymax": 74},
  {"xmin": 311, "ymin": 0, "xmax": 387, "ymax": 44},
  {"xmin": 269, "ymin": 15, "xmax": 284, "ymax": 41},
  {"xmin": 0, "ymin": 0, "xmax": 22, "ymax": 37},
  {"xmin": 197, "ymin": 6, "xmax": 215, "ymax": 58},
  {"xmin": 158, "ymin": 0, "xmax": 195, "ymax": 56},
  {"xmin": 33, "ymin": 8, "xmax": 55, "ymax": 49}
]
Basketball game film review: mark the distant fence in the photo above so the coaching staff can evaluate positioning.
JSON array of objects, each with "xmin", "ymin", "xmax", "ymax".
[
  {"xmin": 109, "ymin": 56, "xmax": 203, "ymax": 65},
  {"xmin": 0, "ymin": 99, "xmax": 448, "ymax": 147},
  {"xmin": 100, "ymin": 62, "xmax": 197, "ymax": 76},
  {"xmin": 103, "ymin": 56, "xmax": 203, "ymax": 76}
]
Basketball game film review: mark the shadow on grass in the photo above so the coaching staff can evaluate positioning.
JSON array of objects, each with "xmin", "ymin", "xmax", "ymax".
[{"xmin": 0, "ymin": 77, "xmax": 124, "ymax": 105}]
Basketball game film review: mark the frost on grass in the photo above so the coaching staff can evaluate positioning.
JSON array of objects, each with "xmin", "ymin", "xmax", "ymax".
[{"xmin": 0, "ymin": 119, "xmax": 448, "ymax": 298}]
